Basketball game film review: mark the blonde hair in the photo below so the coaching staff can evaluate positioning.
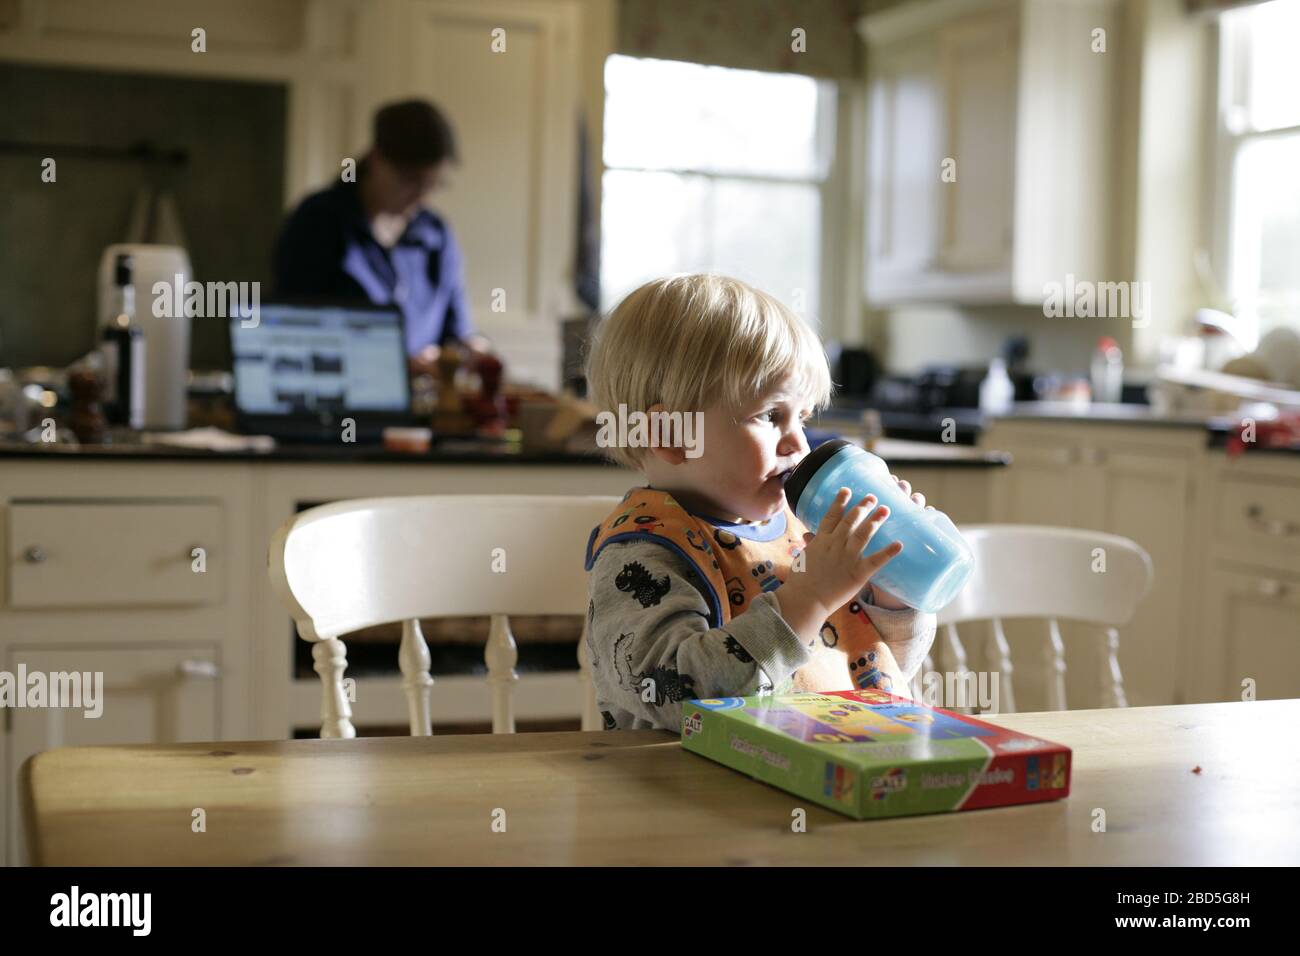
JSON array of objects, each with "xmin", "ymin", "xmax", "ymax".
[{"xmin": 585, "ymin": 273, "xmax": 834, "ymax": 469}]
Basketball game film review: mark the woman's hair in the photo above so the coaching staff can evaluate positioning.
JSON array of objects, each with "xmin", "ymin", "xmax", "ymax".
[{"xmin": 584, "ymin": 273, "xmax": 834, "ymax": 469}]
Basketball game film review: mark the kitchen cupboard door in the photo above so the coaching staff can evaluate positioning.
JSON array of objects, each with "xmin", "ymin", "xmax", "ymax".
[
  {"xmin": 936, "ymin": 6, "xmax": 1018, "ymax": 275},
  {"xmin": 395, "ymin": 0, "xmax": 581, "ymax": 389},
  {"xmin": 859, "ymin": 0, "xmax": 1120, "ymax": 305},
  {"xmin": 988, "ymin": 441, "xmax": 1078, "ymax": 526},
  {"xmin": 4, "ymin": 646, "xmax": 219, "ymax": 866},
  {"xmin": 864, "ymin": 31, "xmax": 943, "ymax": 300},
  {"xmin": 1091, "ymin": 449, "xmax": 1193, "ymax": 707},
  {"xmin": 1197, "ymin": 566, "xmax": 1300, "ymax": 704}
]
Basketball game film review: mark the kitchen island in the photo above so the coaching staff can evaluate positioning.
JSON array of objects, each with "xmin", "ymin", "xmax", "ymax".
[{"xmin": 0, "ymin": 434, "xmax": 1006, "ymax": 866}]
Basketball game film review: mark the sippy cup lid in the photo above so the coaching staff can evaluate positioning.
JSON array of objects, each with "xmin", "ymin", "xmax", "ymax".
[{"xmin": 782, "ymin": 437, "xmax": 853, "ymax": 514}]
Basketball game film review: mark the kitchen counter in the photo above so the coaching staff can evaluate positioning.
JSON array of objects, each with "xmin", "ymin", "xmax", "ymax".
[
  {"xmin": 832, "ymin": 399, "xmax": 1300, "ymax": 454},
  {"xmin": 992, "ymin": 404, "xmax": 1300, "ymax": 455}
]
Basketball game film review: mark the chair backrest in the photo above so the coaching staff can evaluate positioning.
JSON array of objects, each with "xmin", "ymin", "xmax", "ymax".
[
  {"xmin": 937, "ymin": 525, "xmax": 1153, "ymax": 627},
  {"xmin": 269, "ymin": 495, "xmax": 622, "ymax": 641}
]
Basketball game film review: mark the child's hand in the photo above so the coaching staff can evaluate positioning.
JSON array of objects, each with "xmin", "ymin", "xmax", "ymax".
[
  {"xmin": 869, "ymin": 474, "xmax": 935, "ymax": 610},
  {"xmin": 780, "ymin": 487, "xmax": 902, "ymax": 626}
]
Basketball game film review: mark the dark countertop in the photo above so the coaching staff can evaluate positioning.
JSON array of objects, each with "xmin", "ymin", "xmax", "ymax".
[
  {"xmin": 0, "ymin": 436, "xmax": 615, "ymax": 466},
  {"xmin": 986, "ymin": 402, "xmax": 1229, "ymax": 429},
  {"xmin": 0, "ymin": 434, "xmax": 1011, "ymax": 468}
]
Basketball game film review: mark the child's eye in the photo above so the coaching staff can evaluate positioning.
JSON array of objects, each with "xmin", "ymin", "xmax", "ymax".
[{"xmin": 756, "ymin": 407, "xmax": 811, "ymax": 426}]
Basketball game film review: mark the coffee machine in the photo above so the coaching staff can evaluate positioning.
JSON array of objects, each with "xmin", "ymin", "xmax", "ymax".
[{"xmin": 97, "ymin": 243, "xmax": 192, "ymax": 430}]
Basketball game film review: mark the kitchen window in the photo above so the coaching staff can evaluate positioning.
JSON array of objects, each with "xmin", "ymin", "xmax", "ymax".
[
  {"xmin": 1215, "ymin": 0, "xmax": 1300, "ymax": 347},
  {"xmin": 600, "ymin": 55, "xmax": 839, "ymax": 327}
]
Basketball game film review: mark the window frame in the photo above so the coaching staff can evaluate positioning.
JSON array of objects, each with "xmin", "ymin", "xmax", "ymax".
[
  {"xmin": 1210, "ymin": 4, "xmax": 1300, "ymax": 347},
  {"xmin": 599, "ymin": 55, "xmax": 855, "ymax": 341}
]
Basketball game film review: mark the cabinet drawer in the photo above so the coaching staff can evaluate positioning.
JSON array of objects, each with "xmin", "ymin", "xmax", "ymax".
[
  {"xmin": 7, "ymin": 500, "xmax": 224, "ymax": 608},
  {"xmin": 1217, "ymin": 475, "xmax": 1300, "ymax": 559}
]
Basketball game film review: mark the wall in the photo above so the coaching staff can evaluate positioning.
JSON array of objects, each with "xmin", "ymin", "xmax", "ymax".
[
  {"xmin": 0, "ymin": 61, "xmax": 285, "ymax": 370},
  {"xmin": 617, "ymin": 0, "xmax": 866, "ymax": 78}
]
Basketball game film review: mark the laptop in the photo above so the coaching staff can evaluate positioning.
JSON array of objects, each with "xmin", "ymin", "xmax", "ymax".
[{"xmin": 230, "ymin": 302, "xmax": 419, "ymax": 443}]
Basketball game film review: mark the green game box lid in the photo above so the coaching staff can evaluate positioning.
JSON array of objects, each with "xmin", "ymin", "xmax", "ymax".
[{"xmin": 680, "ymin": 690, "xmax": 1071, "ymax": 820}]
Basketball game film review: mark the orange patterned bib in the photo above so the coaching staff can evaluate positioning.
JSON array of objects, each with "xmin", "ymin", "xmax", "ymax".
[{"xmin": 585, "ymin": 487, "xmax": 889, "ymax": 692}]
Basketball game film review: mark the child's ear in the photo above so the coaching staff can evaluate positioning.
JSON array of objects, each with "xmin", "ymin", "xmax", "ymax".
[
  {"xmin": 646, "ymin": 403, "xmax": 687, "ymax": 466},
  {"xmin": 647, "ymin": 444, "xmax": 686, "ymax": 466}
]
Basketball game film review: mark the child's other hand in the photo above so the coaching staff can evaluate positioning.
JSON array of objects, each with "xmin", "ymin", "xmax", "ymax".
[
  {"xmin": 869, "ymin": 474, "xmax": 935, "ymax": 610},
  {"xmin": 784, "ymin": 487, "xmax": 901, "ymax": 620},
  {"xmin": 891, "ymin": 473, "xmax": 934, "ymax": 511}
]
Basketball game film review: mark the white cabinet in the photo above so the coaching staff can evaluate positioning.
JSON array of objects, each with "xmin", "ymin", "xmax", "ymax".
[
  {"xmin": 0, "ymin": 462, "xmax": 257, "ymax": 867},
  {"xmin": 1192, "ymin": 454, "xmax": 1300, "ymax": 704},
  {"xmin": 376, "ymin": 0, "xmax": 585, "ymax": 389},
  {"xmin": 4, "ymin": 645, "xmax": 220, "ymax": 866},
  {"xmin": 1199, "ymin": 565, "xmax": 1300, "ymax": 703},
  {"xmin": 8, "ymin": 501, "xmax": 225, "ymax": 609},
  {"xmin": 935, "ymin": 6, "xmax": 1018, "ymax": 274},
  {"xmin": 981, "ymin": 419, "xmax": 1300, "ymax": 710},
  {"xmin": 980, "ymin": 420, "xmax": 1204, "ymax": 708},
  {"xmin": 859, "ymin": 0, "xmax": 1121, "ymax": 305},
  {"xmin": 865, "ymin": 31, "xmax": 944, "ymax": 288}
]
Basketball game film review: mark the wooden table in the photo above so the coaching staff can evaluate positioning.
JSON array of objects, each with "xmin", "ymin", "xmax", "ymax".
[{"xmin": 21, "ymin": 700, "xmax": 1300, "ymax": 865}]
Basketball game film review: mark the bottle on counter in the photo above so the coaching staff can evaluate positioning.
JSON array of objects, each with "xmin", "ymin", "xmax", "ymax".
[
  {"xmin": 1090, "ymin": 336, "xmax": 1124, "ymax": 404},
  {"xmin": 101, "ymin": 253, "xmax": 146, "ymax": 429},
  {"xmin": 979, "ymin": 356, "xmax": 1015, "ymax": 415}
]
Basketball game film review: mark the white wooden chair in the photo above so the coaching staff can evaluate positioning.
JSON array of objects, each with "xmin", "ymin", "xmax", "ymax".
[
  {"xmin": 268, "ymin": 495, "xmax": 621, "ymax": 738},
  {"xmin": 913, "ymin": 525, "xmax": 1153, "ymax": 713}
]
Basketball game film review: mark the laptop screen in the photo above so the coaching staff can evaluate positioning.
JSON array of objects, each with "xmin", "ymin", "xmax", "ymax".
[{"xmin": 231, "ymin": 304, "xmax": 410, "ymax": 417}]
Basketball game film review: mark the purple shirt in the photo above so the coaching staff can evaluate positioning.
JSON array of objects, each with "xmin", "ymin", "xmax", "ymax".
[{"xmin": 274, "ymin": 171, "xmax": 472, "ymax": 353}]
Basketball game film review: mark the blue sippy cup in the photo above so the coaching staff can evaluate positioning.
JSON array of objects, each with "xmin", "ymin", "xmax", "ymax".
[{"xmin": 782, "ymin": 439, "xmax": 974, "ymax": 613}]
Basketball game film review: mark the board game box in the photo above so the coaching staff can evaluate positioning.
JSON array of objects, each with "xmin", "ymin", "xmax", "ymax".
[{"xmin": 680, "ymin": 689, "xmax": 1071, "ymax": 820}]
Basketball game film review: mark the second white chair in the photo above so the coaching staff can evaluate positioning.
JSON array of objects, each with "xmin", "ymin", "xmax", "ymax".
[{"xmin": 917, "ymin": 525, "xmax": 1154, "ymax": 713}]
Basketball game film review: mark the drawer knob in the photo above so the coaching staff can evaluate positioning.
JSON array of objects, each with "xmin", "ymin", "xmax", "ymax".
[
  {"xmin": 1257, "ymin": 579, "xmax": 1288, "ymax": 599},
  {"xmin": 176, "ymin": 659, "xmax": 220, "ymax": 680},
  {"xmin": 23, "ymin": 545, "xmax": 46, "ymax": 564},
  {"xmin": 1245, "ymin": 505, "xmax": 1299, "ymax": 536}
]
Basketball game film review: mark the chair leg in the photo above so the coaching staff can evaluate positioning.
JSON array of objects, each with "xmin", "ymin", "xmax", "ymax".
[
  {"xmin": 312, "ymin": 638, "xmax": 356, "ymax": 739},
  {"xmin": 988, "ymin": 618, "xmax": 1017, "ymax": 714},
  {"xmin": 1100, "ymin": 626, "xmax": 1128, "ymax": 708},
  {"xmin": 577, "ymin": 622, "xmax": 600, "ymax": 731},
  {"xmin": 941, "ymin": 624, "xmax": 974, "ymax": 713},
  {"xmin": 1044, "ymin": 619, "xmax": 1068, "ymax": 711},
  {"xmin": 399, "ymin": 619, "xmax": 434, "ymax": 736},
  {"xmin": 485, "ymin": 613, "xmax": 519, "ymax": 734}
]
